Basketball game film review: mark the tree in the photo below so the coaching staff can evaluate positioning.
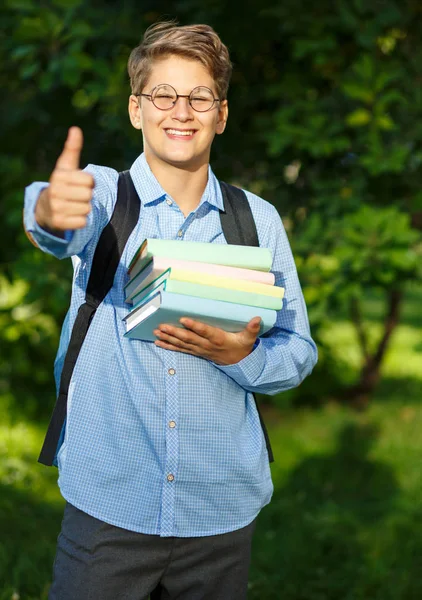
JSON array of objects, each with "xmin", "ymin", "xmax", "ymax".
[
  {"xmin": 221, "ymin": 0, "xmax": 422, "ymax": 405},
  {"xmin": 1, "ymin": 0, "xmax": 421, "ymax": 418}
]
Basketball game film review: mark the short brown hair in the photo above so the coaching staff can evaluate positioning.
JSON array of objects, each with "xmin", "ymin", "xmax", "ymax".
[{"xmin": 127, "ymin": 21, "xmax": 233, "ymax": 100}]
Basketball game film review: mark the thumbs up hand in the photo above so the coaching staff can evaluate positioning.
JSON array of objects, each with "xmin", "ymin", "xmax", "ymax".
[{"xmin": 35, "ymin": 127, "xmax": 95, "ymax": 233}]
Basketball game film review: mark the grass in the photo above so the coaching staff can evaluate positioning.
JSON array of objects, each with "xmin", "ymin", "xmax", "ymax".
[
  {"xmin": 0, "ymin": 423, "xmax": 63, "ymax": 600},
  {"xmin": 248, "ymin": 286, "xmax": 422, "ymax": 600},
  {"xmin": 250, "ymin": 397, "xmax": 422, "ymax": 599},
  {"xmin": 1, "ymin": 287, "xmax": 421, "ymax": 599}
]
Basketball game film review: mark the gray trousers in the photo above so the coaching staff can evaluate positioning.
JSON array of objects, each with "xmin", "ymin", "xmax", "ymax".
[{"xmin": 48, "ymin": 502, "xmax": 256, "ymax": 600}]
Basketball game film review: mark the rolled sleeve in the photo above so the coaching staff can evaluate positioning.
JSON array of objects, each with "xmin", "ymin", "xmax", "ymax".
[{"xmin": 216, "ymin": 338, "xmax": 266, "ymax": 388}]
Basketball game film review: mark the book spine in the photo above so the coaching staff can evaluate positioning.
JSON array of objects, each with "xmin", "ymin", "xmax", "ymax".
[
  {"xmin": 170, "ymin": 269, "xmax": 284, "ymax": 298},
  {"xmin": 125, "ymin": 266, "xmax": 165, "ymax": 303},
  {"xmin": 146, "ymin": 257, "xmax": 276, "ymax": 285},
  {"xmin": 166, "ymin": 279, "xmax": 283, "ymax": 310},
  {"xmin": 130, "ymin": 238, "xmax": 273, "ymax": 273}
]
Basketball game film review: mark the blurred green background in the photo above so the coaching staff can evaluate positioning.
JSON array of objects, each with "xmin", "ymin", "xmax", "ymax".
[{"xmin": 1, "ymin": 0, "xmax": 422, "ymax": 598}]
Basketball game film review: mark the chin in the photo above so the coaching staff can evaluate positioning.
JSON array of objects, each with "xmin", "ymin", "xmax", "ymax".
[
  {"xmin": 163, "ymin": 151, "xmax": 204, "ymax": 169},
  {"xmin": 146, "ymin": 145, "xmax": 208, "ymax": 170}
]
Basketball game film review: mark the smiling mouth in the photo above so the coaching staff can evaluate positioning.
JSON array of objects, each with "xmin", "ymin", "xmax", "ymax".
[{"xmin": 164, "ymin": 128, "xmax": 197, "ymax": 138}]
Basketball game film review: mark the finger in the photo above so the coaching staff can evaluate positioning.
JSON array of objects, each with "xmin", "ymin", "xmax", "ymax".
[
  {"xmin": 50, "ymin": 183, "xmax": 93, "ymax": 202},
  {"xmin": 178, "ymin": 318, "xmax": 223, "ymax": 342},
  {"xmin": 154, "ymin": 339, "xmax": 200, "ymax": 356},
  {"xmin": 57, "ymin": 199, "xmax": 92, "ymax": 217},
  {"xmin": 55, "ymin": 126, "xmax": 83, "ymax": 171},
  {"xmin": 159, "ymin": 322, "xmax": 212, "ymax": 348},
  {"xmin": 244, "ymin": 317, "xmax": 262, "ymax": 339},
  {"xmin": 50, "ymin": 215, "xmax": 89, "ymax": 231},
  {"xmin": 47, "ymin": 201, "xmax": 91, "ymax": 231},
  {"xmin": 51, "ymin": 169, "xmax": 95, "ymax": 188},
  {"xmin": 154, "ymin": 327, "xmax": 201, "ymax": 350}
]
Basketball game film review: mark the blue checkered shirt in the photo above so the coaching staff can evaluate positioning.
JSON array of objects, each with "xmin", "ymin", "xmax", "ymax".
[{"xmin": 24, "ymin": 153, "xmax": 317, "ymax": 537}]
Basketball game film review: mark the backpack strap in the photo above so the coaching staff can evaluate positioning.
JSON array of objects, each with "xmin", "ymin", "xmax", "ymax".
[
  {"xmin": 219, "ymin": 181, "xmax": 274, "ymax": 463},
  {"xmin": 38, "ymin": 171, "xmax": 140, "ymax": 466},
  {"xmin": 219, "ymin": 181, "xmax": 259, "ymax": 246}
]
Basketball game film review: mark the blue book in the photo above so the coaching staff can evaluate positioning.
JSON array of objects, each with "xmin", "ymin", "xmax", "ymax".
[{"xmin": 123, "ymin": 290, "xmax": 277, "ymax": 342}]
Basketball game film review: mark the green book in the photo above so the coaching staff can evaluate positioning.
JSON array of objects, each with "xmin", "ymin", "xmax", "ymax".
[
  {"xmin": 132, "ymin": 276, "xmax": 283, "ymax": 311},
  {"xmin": 128, "ymin": 238, "xmax": 272, "ymax": 279}
]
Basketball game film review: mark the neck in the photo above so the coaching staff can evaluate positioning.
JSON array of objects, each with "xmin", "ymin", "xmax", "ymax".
[{"xmin": 145, "ymin": 152, "xmax": 209, "ymax": 217}]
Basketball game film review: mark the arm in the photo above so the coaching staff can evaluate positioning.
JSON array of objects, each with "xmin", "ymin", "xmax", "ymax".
[
  {"xmin": 214, "ymin": 204, "xmax": 317, "ymax": 395},
  {"xmin": 154, "ymin": 204, "xmax": 318, "ymax": 395}
]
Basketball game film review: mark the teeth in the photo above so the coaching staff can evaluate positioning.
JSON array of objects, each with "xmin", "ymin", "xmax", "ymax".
[{"xmin": 166, "ymin": 129, "xmax": 195, "ymax": 136}]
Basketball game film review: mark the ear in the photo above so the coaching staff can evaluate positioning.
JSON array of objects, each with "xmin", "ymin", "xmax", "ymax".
[
  {"xmin": 216, "ymin": 100, "xmax": 228, "ymax": 135},
  {"xmin": 128, "ymin": 95, "xmax": 142, "ymax": 130}
]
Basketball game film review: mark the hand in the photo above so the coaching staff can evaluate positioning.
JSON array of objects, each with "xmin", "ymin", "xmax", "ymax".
[
  {"xmin": 153, "ymin": 316, "xmax": 262, "ymax": 365},
  {"xmin": 35, "ymin": 126, "xmax": 95, "ymax": 233}
]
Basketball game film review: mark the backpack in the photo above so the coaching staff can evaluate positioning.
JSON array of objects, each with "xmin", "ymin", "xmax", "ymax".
[{"xmin": 38, "ymin": 171, "xmax": 274, "ymax": 466}]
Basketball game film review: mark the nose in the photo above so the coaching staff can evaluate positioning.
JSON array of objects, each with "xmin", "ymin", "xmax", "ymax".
[{"xmin": 171, "ymin": 96, "xmax": 194, "ymax": 121}]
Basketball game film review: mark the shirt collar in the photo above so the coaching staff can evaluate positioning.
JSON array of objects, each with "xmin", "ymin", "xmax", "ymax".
[{"xmin": 129, "ymin": 153, "xmax": 224, "ymax": 211}]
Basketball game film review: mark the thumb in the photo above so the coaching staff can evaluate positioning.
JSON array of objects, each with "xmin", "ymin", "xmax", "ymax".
[
  {"xmin": 245, "ymin": 317, "xmax": 262, "ymax": 338},
  {"xmin": 55, "ymin": 126, "xmax": 83, "ymax": 171}
]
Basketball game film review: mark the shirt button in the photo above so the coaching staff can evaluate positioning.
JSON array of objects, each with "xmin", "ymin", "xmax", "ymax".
[
  {"xmin": 177, "ymin": 229, "xmax": 183, "ymax": 237},
  {"xmin": 168, "ymin": 368, "xmax": 176, "ymax": 376},
  {"xmin": 169, "ymin": 421, "xmax": 176, "ymax": 428},
  {"xmin": 167, "ymin": 474, "xmax": 175, "ymax": 482},
  {"xmin": 166, "ymin": 198, "xmax": 172, "ymax": 206}
]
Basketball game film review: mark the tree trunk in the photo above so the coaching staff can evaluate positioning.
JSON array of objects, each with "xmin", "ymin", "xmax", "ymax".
[{"xmin": 344, "ymin": 289, "xmax": 403, "ymax": 409}]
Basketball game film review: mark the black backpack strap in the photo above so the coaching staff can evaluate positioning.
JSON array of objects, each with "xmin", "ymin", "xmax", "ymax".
[
  {"xmin": 218, "ymin": 181, "xmax": 274, "ymax": 463},
  {"xmin": 38, "ymin": 171, "xmax": 141, "ymax": 466},
  {"xmin": 254, "ymin": 401, "xmax": 274, "ymax": 462},
  {"xmin": 219, "ymin": 181, "xmax": 259, "ymax": 246}
]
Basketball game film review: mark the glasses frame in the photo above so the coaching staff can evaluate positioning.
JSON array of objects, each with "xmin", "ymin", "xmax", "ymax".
[{"xmin": 136, "ymin": 84, "xmax": 221, "ymax": 113}]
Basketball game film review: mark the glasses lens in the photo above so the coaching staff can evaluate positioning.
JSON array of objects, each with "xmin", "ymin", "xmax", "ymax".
[
  {"xmin": 152, "ymin": 85, "xmax": 177, "ymax": 110},
  {"xmin": 190, "ymin": 87, "xmax": 215, "ymax": 112}
]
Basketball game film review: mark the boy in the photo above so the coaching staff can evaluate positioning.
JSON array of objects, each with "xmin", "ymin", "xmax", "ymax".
[{"xmin": 24, "ymin": 21, "xmax": 317, "ymax": 600}]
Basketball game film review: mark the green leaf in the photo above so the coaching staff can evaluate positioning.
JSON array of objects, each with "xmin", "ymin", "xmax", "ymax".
[
  {"xmin": 72, "ymin": 89, "xmax": 97, "ymax": 110},
  {"xmin": 20, "ymin": 62, "xmax": 40, "ymax": 79},
  {"xmin": 10, "ymin": 45, "xmax": 36, "ymax": 60},
  {"xmin": 69, "ymin": 21, "xmax": 94, "ymax": 38},
  {"xmin": 376, "ymin": 90, "xmax": 407, "ymax": 110},
  {"xmin": 374, "ymin": 70, "xmax": 400, "ymax": 93},
  {"xmin": 376, "ymin": 114, "xmax": 395, "ymax": 130},
  {"xmin": 353, "ymin": 55, "xmax": 375, "ymax": 81},
  {"xmin": 346, "ymin": 108, "xmax": 371, "ymax": 127},
  {"xmin": 342, "ymin": 83, "xmax": 374, "ymax": 103}
]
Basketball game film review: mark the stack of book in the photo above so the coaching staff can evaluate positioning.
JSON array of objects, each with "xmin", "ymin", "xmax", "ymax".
[{"xmin": 123, "ymin": 238, "xmax": 284, "ymax": 342}]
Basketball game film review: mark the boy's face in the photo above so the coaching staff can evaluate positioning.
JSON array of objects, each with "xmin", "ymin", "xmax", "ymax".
[{"xmin": 128, "ymin": 55, "xmax": 228, "ymax": 171}]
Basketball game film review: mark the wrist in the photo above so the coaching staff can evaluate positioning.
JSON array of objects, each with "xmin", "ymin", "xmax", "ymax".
[
  {"xmin": 34, "ymin": 188, "xmax": 49, "ymax": 227},
  {"xmin": 35, "ymin": 188, "xmax": 65, "ymax": 239},
  {"xmin": 213, "ymin": 342, "xmax": 256, "ymax": 367}
]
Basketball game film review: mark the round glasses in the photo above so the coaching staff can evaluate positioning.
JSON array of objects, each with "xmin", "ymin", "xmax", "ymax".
[{"xmin": 137, "ymin": 84, "xmax": 221, "ymax": 112}]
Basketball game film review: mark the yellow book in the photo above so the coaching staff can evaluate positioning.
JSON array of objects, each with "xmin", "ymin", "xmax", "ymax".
[{"xmin": 132, "ymin": 267, "xmax": 284, "ymax": 303}]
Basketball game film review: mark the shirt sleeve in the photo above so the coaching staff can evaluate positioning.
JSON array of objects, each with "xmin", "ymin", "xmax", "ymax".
[
  {"xmin": 214, "ymin": 201, "xmax": 318, "ymax": 395},
  {"xmin": 23, "ymin": 165, "xmax": 118, "ymax": 260}
]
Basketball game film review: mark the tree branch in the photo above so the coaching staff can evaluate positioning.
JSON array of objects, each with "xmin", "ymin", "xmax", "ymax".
[
  {"xmin": 349, "ymin": 295, "xmax": 370, "ymax": 362},
  {"xmin": 372, "ymin": 289, "xmax": 403, "ymax": 369}
]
